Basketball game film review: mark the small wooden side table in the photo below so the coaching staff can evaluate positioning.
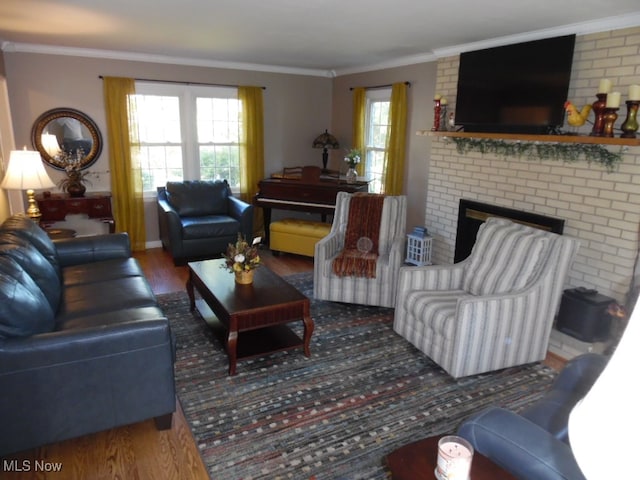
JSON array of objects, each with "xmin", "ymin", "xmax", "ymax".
[{"xmin": 385, "ymin": 435, "xmax": 516, "ymax": 480}]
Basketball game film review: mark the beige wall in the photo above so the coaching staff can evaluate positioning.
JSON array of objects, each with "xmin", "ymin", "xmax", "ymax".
[
  {"xmin": 3, "ymin": 52, "xmax": 334, "ymax": 240},
  {"xmin": 0, "ymin": 50, "xmax": 16, "ymax": 221},
  {"xmin": 331, "ymin": 62, "xmax": 437, "ymax": 231}
]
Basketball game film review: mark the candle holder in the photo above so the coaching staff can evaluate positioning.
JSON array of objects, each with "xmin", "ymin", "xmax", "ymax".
[
  {"xmin": 602, "ymin": 108, "xmax": 619, "ymax": 138},
  {"xmin": 439, "ymin": 105, "xmax": 448, "ymax": 132},
  {"xmin": 431, "ymin": 98, "xmax": 442, "ymax": 132},
  {"xmin": 590, "ymin": 93, "xmax": 607, "ymax": 136},
  {"xmin": 620, "ymin": 100, "xmax": 639, "ymax": 139}
]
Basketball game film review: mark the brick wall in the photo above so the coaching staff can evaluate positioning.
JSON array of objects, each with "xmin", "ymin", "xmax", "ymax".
[{"xmin": 426, "ymin": 26, "xmax": 640, "ymax": 305}]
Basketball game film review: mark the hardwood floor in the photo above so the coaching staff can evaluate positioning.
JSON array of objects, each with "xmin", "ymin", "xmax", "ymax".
[{"xmin": 1, "ymin": 247, "xmax": 562, "ymax": 479}]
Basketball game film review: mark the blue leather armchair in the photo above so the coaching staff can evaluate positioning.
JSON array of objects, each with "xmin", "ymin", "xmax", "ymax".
[
  {"xmin": 157, "ymin": 180, "xmax": 253, "ymax": 265},
  {"xmin": 457, "ymin": 353, "xmax": 607, "ymax": 480}
]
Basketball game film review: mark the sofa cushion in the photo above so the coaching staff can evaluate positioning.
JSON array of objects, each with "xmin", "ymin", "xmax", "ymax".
[
  {"xmin": 166, "ymin": 180, "xmax": 230, "ymax": 217},
  {"xmin": 56, "ymin": 276, "xmax": 158, "ymax": 322},
  {"xmin": 0, "ymin": 239, "xmax": 62, "ymax": 312},
  {"xmin": 0, "ymin": 215, "xmax": 60, "ymax": 276},
  {"xmin": 463, "ymin": 218, "xmax": 548, "ymax": 296},
  {"xmin": 181, "ymin": 216, "xmax": 240, "ymax": 240},
  {"xmin": 62, "ymin": 257, "xmax": 145, "ymax": 287},
  {"xmin": 0, "ymin": 256, "xmax": 55, "ymax": 338}
]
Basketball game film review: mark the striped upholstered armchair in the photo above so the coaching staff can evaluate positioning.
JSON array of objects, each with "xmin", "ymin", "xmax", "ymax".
[
  {"xmin": 393, "ymin": 217, "xmax": 580, "ymax": 378},
  {"xmin": 314, "ymin": 192, "xmax": 407, "ymax": 308}
]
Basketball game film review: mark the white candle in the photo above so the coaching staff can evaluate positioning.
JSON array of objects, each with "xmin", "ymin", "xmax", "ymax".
[
  {"xmin": 629, "ymin": 84, "xmax": 640, "ymax": 101},
  {"xmin": 598, "ymin": 79, "xmax": 612, "ymax": 94},
  {"xmin": 606, "ymin": 91, "xmax": 621, "ymax": 108},
  {"xmin": 436, "ymin": 437, "xmax": 473, "ymax": 480}
]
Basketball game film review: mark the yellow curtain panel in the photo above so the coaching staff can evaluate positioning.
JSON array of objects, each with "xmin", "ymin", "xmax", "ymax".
[
  {"xmin": 352, "ymin": 87, "xmax": 366, "ymax": 176},
  {"xmin": 102, "ymin": 77, "xmax": 145, "ymax": 251},
  {"xmin": 383, "ymin": 82, "xmax": 408, "ymax": 195},
  {"xmin": 238, "ymin": 86, "xmax": 265, "ymax": 237}
]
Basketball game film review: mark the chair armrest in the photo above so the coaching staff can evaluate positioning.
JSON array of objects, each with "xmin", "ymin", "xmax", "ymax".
[
  {"xmin": 157, "ymin": 194, "xmax": 184, "ymax": 247},
  {"xmin": 315, "ymin": 231, "xmax": 343, "ymax": 261},
  {"xmin": 55, "ymin": 233, "xmax": 132, "ymax": 267},
  {"xmin": 457, "ymin": 407, "xmax": 586, "ymax": 480},
  {"xmin": 397, "ymin": 260, "xmax": 467, "ymax": 292},
  {"xmin": 228, "ymin": 196, "xmax": 254, "ymax": 240}
]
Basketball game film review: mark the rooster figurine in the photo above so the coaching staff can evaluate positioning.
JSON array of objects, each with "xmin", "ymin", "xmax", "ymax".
[{"xmin": 564, "ymin": 101, "xmax": 592, "ymax": 128}]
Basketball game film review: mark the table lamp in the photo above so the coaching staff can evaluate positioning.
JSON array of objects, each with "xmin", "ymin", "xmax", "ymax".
[
  {"xmin": 568, "ymin": 296, "xmax": 639, "ymax": 478},
  {"xmin": 1, "ymin": 148, "xmax": 55, "ymax": 221},
  {"xmin": 312, "ymin": 129, "xmax": 340, "ymax": 172}
]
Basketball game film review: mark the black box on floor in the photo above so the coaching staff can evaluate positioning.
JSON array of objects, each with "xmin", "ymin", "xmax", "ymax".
[{"xmin": 556, "ymin": 287, "xmax": 614, "ymax": 342}]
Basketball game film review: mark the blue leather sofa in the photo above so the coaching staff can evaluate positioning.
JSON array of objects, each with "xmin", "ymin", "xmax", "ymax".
[
  {"xmin": 457, "ymin": 353, "xmax": 607, "ymax": 479},
  {"xmin": 0, "ymin": 215, "xmax": 176, "ymax": 455}
]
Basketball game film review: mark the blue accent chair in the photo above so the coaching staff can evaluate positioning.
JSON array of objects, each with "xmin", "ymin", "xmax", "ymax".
[{"xmin": 457, "ymin": 353, "xmax": 607, "ymax": 480}]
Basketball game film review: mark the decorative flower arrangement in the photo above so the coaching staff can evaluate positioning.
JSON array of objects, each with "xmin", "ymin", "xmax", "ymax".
[
  {"xmin": 50, "ymin": 148, "xmax": 93, "ymax": 195},
  {"xmin": 222, "ymin": 233, "xmax": 261, "ymax": 273},
  {"xmin": 344, "ymin": 148, "xmax": 361, "ymax": 168}
]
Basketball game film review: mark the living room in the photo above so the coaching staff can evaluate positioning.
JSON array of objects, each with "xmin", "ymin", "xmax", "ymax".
[{"xmin": 1, "ymin": 2, "xmax": 640, "ymax": 479}]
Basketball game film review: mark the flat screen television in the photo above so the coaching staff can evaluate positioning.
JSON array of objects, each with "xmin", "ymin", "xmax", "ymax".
[{"xmin": 454, "ymin": 34, "xmax": 576, "ymax": 134}]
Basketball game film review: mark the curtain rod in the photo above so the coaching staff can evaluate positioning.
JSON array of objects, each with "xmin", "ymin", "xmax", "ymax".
[
  {"xmin": 98, "ymin": 76, "xmax": 266, "ymax": 89},
  {"xmin": 349, "ymin": 81, "xmax": 410, "ymax": 91}
]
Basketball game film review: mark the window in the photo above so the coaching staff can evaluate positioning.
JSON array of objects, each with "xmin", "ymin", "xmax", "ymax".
[
  {"xmin": 132, "ymin": 83, "xmax": 242, "ymax": 193},
  {"xmin": 364, "ymin": 88, "xmax": 391, "ymax": 194}
]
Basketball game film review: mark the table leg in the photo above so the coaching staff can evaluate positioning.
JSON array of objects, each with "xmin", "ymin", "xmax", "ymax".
[
  {"xmin": 302, "ymin": 302, "xmax": 313, "ymax": 357},
  {"xmin": 227, "ymin": 319, "xmax": 238, "ymax": 376},
  {"xmin": 186, "ymin": 272, "xmax": 195, "ymax": 311}
]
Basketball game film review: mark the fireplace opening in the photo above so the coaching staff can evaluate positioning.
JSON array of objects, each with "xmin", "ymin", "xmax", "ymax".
[{"xmin": 454, "ymin": 199, "xmax": 565, "ymax": 262}]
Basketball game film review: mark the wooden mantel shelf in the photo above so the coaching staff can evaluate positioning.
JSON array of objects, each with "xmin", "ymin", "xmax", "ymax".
[{"xmin": 418, "ymin": 130, "xmax": 640, "ymax": 147}]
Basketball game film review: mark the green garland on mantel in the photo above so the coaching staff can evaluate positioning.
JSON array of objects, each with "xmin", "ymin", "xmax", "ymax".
[{"xmin": 448, "ymin": 137, "xmax": 624, "ymax": 173}]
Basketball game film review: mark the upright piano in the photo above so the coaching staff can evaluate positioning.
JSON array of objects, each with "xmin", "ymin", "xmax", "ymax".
[{"xmin": 253, "ymin": 166, "xmax": 369, "ymax": 243}]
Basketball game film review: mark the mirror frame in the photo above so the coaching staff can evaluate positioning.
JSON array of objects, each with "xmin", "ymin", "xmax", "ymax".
[{"xmin": 31, "ymin": 107, "xmax": 103, "ymax": 171}]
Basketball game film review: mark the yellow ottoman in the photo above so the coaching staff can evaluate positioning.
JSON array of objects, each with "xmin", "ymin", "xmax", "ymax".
[{"xmin": 270, "ymin": 218, "xmax": 332, "ymax": 257}]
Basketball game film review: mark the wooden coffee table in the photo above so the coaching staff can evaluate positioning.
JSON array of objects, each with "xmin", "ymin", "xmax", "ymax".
[
  {"xmin": 186, "ymin": 259, "xmax": 314, "ymax": 375},
  {"xmin": 385, "ymin": 435, "xmax": 516, "ymax": 480}
]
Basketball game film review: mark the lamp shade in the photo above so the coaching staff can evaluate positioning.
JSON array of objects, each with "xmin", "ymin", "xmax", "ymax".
[
  {"xmin": 1, "ymin": 149, "xmax": 55, "ymax": 191},
  {"xmin": 312, "ymin": 129, "xmax": 340, "ymax": 149},
  {"xmin": 568, "ymin": 297, "xmax": 640, "ymax": 478}
]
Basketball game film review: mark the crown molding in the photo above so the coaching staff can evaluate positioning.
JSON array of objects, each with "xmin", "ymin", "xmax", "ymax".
[
  {"xmin": 432, "ymin": 12, "xmax": 640, "ymax": 58},
  {"xmin": 333, "ymin": 52, "xmax": 438, "ymax": 77},
  {"xmin": 335, "ymin": 12, "xmax": 640, "ymax": 76},
  {"xmin": 0, "ymin": 42, "xmax": 335, "ymax": 78}
]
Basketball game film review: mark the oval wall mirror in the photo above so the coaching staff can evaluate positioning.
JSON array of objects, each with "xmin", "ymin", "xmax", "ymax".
[{"xmin": 31, "ymin": 107, "xmax": 103, "ymax": 171}]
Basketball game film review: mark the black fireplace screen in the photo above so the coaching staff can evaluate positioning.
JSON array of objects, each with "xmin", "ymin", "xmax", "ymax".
[{"xmin": 454, "ymin": 199, "xmax": 565, "ymax": 262}]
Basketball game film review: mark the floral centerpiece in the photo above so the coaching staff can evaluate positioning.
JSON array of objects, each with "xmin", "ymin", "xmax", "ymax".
[
  {"xmin": 344, "ymin": 148, "xmax": 361, "ymax": 168},
  {"xmin": 50, "ymin": 147, "xmax": 92, "ymax": 197},
  {"xmin": 343, "ymin": 148, "xmax": 361, "ymax": 183},
  {"xmin": 222, "ymin": 233, "xmax": 261, "ymax": 284}
]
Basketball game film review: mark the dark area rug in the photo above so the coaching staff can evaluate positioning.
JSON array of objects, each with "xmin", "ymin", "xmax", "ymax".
[{"xmin": 159, "ymin": 272, "xmax": 556, "ymax": 480}]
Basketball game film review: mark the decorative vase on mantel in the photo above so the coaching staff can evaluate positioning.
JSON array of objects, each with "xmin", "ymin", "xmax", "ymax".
[{"xmin": 234, "ymin": 269, "xmax": 255, "ymax": 285}]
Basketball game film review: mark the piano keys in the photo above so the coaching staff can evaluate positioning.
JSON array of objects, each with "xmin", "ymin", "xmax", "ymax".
[{"xmin": 253, "ymin": 166, "xmax": 369, "ymax": 244}]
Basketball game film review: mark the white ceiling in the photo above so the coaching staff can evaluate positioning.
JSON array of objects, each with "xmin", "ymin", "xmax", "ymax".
[{"xmin": 1, "ymin": 0, "xmax": 640, "ymax": 76}]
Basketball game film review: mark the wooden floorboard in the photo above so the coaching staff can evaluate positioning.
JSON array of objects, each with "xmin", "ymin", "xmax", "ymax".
[{"xmin": 1, "ymin": 246, "xmax": 562, "ymax": 479}]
